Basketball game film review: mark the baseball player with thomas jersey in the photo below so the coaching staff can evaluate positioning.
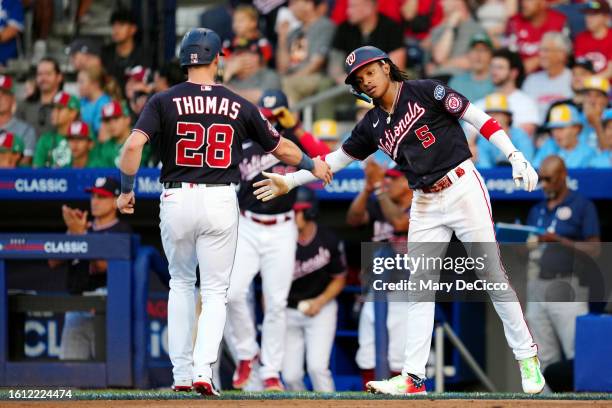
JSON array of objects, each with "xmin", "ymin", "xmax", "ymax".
[
  {"xmin": 115, "ymin": 28, "xmax": 331, "ymax": 397},
  {"xmin": 281, "ymin": 188, "xmax": 346, "ymax": 392},
  {"xmin": 227, "ymin": 90, "xmax": 330, "ymax": 391},
  {"xmin": 254, "ymin": 46, "xmax": 544, "ymax": 395}
]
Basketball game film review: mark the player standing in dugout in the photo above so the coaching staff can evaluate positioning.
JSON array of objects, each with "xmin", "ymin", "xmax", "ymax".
[
  {"xmin": 115, "ymin": 28, "xmax": 332, "ymax": 396},
  {"xmin": 254, "ymin": 45, "xmax": 545, "ymax": 395}
]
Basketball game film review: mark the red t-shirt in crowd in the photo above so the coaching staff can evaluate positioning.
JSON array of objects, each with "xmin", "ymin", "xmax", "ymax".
[
  {"xmin": 506, "ymin": 9, "xmax": 567, "ymax": 60},
  {"xmin": 574, "ymin": 29, "xmax": 612, "ymax": 74},
  {"xmin": 331, "ymin": 0, "xmax": 403, "ymax": 24},
  {"xmin": 330, "ymin": 0, "xmax": 442, "ymax": 40}
]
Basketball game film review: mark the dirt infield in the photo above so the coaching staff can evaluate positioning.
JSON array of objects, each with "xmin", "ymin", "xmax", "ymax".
[{"xmin": 4, "ymin": 400, "xmax": 612, "ymax": 408}]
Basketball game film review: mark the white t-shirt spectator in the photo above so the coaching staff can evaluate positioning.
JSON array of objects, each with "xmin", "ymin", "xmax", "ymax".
[{"xmin": 521, "ymin": 68, "xmax": 573, "ymax": 123}]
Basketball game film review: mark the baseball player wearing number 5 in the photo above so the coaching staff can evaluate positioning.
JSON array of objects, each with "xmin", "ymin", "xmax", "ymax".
[
  {"xmin": 254, "ymin": 46, "xmax": 545, "ymax": 395},
  {"xmin": 116, "ymin": 28, "xmax": 331, "ymax": 397}
]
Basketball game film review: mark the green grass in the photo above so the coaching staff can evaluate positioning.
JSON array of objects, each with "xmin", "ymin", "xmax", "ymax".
[{"xmin": 1, "ymin": 389, "xmax": 611, "ymax": 400}]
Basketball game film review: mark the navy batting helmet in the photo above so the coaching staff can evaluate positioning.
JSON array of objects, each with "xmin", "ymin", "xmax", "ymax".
[
  {"xmin": 344, "ymin": 46, "xmax": 389, "ymax": 85},
  {"xmin": 293, "ymin": 187, "xmax": 319, "ymax": 221},
  {"xmin": 179, "ymin": 28, "xmax": 224, "ymax": 68}
]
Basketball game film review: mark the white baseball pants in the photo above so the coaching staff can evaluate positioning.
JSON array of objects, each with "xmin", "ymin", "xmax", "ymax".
[
  {"xmin": 401, "ymin": 160, "xmax": 537, "ymax": 378},
  {"xmin": 160, "ymin": 184, "xmax": 239, "ymax": 384},
  {"xmin": 281, "ymin": 300, "xmax": 337, "ymax": 391},
  {"xmin": 226, "ymin": 214, "xmax": 297, "ymax": 379},
  {"xmin": 526, "ymin": 278, "xmax": 588, "ymax": 370},
  {"xmin": 356, "ymin": 301, "xmax": 411, "ymax": 372}
]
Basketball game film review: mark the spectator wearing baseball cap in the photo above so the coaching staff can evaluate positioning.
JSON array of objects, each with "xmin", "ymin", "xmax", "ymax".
[
  {"xmin": 0, "ymin": 1, "xmax": 24, "ymax": 66},
  {"xmin": 257, "ymin": 89, "xmax": 329, "ymax": 158},
  {"xmin": 0, "ymin": 74, "xmax": 37, "ymax": 166},
  {"xmin": 533, "ymin": 104, "xmax": 596, "ymax": 168},
  {"xmin": 574, "ymin": 0, "xmax": 611, "ymax": 77},
  {"xmin": 590, "ymin": 109, "xmax": 612, "ymax": 168},
  {"xmin": 475, "ymin": 93, "xmax": 535, "ymax": 168},
  {"xmin": 124, "ymin": 65, "xmax": 153, "ymax": 123},
  {"xmin": 542, "ymin": 57, "xmax": 597, "ymax": 124},
  {"xmin": 66, "ymin": 121, "xmax": 98, "ymax": 168},
  {"xmin": 95, "ymin": 100, "xmax": 151, "ymax": 168},
  {"xmin": 52, "ymin": 176, "xmax": 132, "ymax": 361},
  {"xmin": 224, "ymin": 38, "xmax": 282, "ymax": 104},
  {"xmin": 0, "ymin": 130, "xmax": 24, "ymax": 168},
  {"xmin": 448, "ymin": 33, "xmax": 496, "ymax": 103},
  {"xmin": 67, "ymin": 38, "xmax": 103, "ymax": 72},
  {"xmin": 33, "ymin": 91, "xmax": 80, "ymax": 168},
  {"xmin": 581, "ymin": 76, "xmax": 611, "ymax": 150},
  {"xmin": 102, "ymin": 8, "xmax": 153, "ymax": 94}
]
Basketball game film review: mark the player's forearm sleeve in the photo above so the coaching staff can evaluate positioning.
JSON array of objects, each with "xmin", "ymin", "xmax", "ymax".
[
  {"xmin": 299, "ymin": 131, "xmax": 331, "ymax": 157},
  {"xmin": 285, "ymin": 148, "xmax": 355, "ymax": 189},
  {"xmin": 461, "ymin": 103, "xmax": 518, "ymax": 158}
]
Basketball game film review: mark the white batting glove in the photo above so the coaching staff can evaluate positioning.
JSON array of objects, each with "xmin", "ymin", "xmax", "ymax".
[
  {"xmin": 509, "ymin": 151, "xmax": 538, "ymax": 192},
  {"xmin": 253, "ymin": 171, "xmax": 295, "ymax": 202}
]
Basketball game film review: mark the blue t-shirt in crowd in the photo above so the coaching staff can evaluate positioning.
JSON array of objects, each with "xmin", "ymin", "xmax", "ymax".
[
  {"xmin": 80, "ymin": 93, "xmax": 112, "ymax": 135},
  {"xmin": 476, "ymin": 126, "xmax": 534, "ymax": 168},
  {"xmin": 0, "ymin": 1, "xmax": 24, "ymax": 65},
  {"xmin": 448, "ymin": 73, "xmax": 495, "ymax": 104},
  {"xmin": 532, "ymin": 137, "xmax": 596, "ymax": 169},
  {"xmin": 590, "ymin": 150, "xmax": 612, "ymax": 168}
]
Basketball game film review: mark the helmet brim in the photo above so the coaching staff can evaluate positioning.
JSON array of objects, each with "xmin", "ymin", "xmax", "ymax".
[{"xmin": 344, "ymin": 56, "xmax": 387, "ymax": 85}]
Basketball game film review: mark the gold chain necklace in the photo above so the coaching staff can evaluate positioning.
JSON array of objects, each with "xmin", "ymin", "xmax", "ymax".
[{"xmin": 381, "ymin": 82, "xmax": 400, "ymax": 124}]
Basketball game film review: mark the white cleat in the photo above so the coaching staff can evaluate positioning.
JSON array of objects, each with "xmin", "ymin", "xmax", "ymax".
[
  {"xmin": 366, "ymin": 374, "xmax": 427, "ymax": 396},
  {"xmin": 519, "ymin": 356, "xmax": 546, "ymax": 394}
]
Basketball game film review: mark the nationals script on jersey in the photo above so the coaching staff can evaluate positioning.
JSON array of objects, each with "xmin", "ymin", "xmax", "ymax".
[
  {"xmin": 237, "ymin": 130, "xmax": 302, "ymax": 214},
  {"xmin": 133, "ymin": 82, "xmax": 281, "ymax": 184},
  {"xmin": 342, "ymin": 80, "xmax": 472, "ymax": 190}
]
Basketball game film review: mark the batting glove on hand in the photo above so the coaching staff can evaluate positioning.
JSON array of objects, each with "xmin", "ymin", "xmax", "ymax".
[
  {"xmin": 253, "ymin": 171, "xmax": 295, "ymax": 202},
  {"xmin": 509, "ymin": 151, "xmax": 538, "ymax": 192}
]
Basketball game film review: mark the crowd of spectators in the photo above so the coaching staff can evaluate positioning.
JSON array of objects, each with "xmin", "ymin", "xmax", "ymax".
[{"xmin": 0, "ymin": 0, "xmax": 610, "ymax": 170}]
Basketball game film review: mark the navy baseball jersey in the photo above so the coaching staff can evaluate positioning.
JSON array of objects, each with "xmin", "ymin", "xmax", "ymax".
[
  {"xmin": 133, "ymin": 82, "xmax": 281, "ymax": 184},
  {"xmin": 67, "ymin": 220, "xmax": 132, "ymax": 295},
  {"xmin": 342, "ymin": 80, "xmax": 472, "ymax": 189},
  {"xmin": 287, "ymin": 225, "xmax": 346, "ymax": 308},
  {"xmin": 367, "ymin": 199, "xmax": 409, "ymax": 242},
  {"xmin": 237, "ymin": 128, "xmax": 301, "ymax": 214}
]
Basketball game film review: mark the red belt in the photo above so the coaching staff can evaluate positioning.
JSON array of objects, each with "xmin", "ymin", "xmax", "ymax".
[
  {"xmin": 421, "ymin": 167, "xmax": 466, "ymax": 193},
  {"xmin": 241, "ymin": 211, "xmax": 292, "ymax": 226}
]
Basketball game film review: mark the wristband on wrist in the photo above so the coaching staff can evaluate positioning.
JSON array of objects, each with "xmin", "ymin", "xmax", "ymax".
[
  {"xmin": 121, "ymin": 171, "xmax": 135, "ymax": 193},
  {"xmin": 297, "ymin": 153, "xmax": 315, "ymax": 171}
]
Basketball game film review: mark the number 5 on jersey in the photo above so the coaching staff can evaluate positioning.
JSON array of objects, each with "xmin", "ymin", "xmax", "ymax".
[
  {"xmin": 176, "ymin": 122, "xmax": 234, "ymax": 168},
  {"xmin": 415, "ymin": 125, "xmax": 436, "ymax": 149}
]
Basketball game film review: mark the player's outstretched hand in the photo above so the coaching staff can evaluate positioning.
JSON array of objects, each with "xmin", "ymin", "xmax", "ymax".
[
  {"xmin": 509, "ymin": 151, "xmax": 538, "ymax": 192},
  {"xmin": 117, "ymin": 192, "xmax": 136, "ymax": 214},
  {"xmin": 312, "ymin": 157, "xmax": 333, "ymax": 185},
  {"xmin": 253, "ymin": 171, "xmax": 291, "ymax": 202}
]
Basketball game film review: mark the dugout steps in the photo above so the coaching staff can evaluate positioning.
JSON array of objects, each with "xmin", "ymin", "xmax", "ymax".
[{"xmin": 0, "ymin": 390, "xmax": 611, "ymax": 401}]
